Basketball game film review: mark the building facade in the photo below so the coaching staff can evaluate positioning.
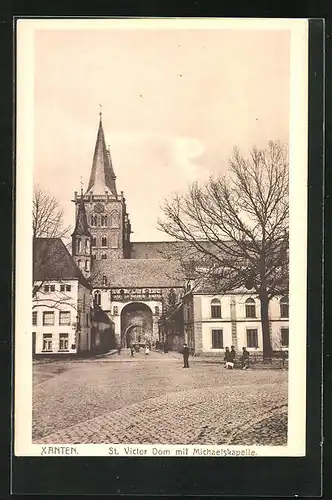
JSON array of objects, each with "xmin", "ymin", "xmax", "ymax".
[
  {"xmin": 65, "ymin": 114, "xmax": 289, "ymax": 355},
  {"xmin": 183, "ymin": 288, "xmax": 289, "ymax": 356},
  {"xmin": 32, "ymin": 238, "xmax": 92, "ymax": 355}
]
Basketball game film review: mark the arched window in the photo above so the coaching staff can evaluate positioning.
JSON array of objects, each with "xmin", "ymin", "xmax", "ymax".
[
  {"xmin": 211, "ymin": 298, "xmax": 221, "ymax": 318},
  {"xmin": 85, "ymin": 260, "xmax": 89, "ymax": 271},
  {"xmin": 85, "ymin": 238, "xmax": 90, "ymax": 252},
  {"xmin": 280, "ymin": 296, "xmax": 289, "ymax": 318},
  {"xmin": 90, "ymin": 215, "xmax": 98, "ymax": 227},
  {"xmin": 111, "ymin": 211, "xmax": 119, "ymax": 228},
  {"xmin": 91, "ymin": 237, "xmax": 97, "ymax": 247},
  {"xmin": 94, "ymin": 290, "xmax": 101, "ymax": 306},
  {"xmin": 102, "ymin": 275, "xmax": 107, "ymax": 286},
  {"xmin": 245, "ymin": 298, "xmax": 256, "ymax": 318},
  {"xmin": 101, "ymin": 236, "xmax": 107, "ymax": 247},
  {"xmin": 101, "ymin": 215, "xmax": 108, "ymax": 227},
  {"xmin": 76, "ymin": 238, "xmax": 81, "ymax": 254},
  {"xmin": 101, "ymin": 253, "xmax": 107, "ymax": 260}
]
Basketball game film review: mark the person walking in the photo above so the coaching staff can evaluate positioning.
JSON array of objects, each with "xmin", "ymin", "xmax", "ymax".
[
  {"xmin": 145, "ymin": 344, "xmax": 150, "ymax": 355},
  {"xmin": 240, "ymin": 347, "xmax": 249, "ymax": 369},
  {"xmin": 224, "ymin": 347, "xmax": 234, "ymax": 369},
  {"xmin": 130, "ymin": 344, "xmax": 135, "ymax": 357},
  {"xmin": 230, "ymin": 345, "xmax": 236, "ymax": 368},
  {"xmin": 182, "ymin": 343, "xmax": 190, "ymax": 368}
]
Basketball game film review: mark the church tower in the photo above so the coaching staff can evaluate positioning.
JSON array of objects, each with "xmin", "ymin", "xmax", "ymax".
[
  {"xmin": 71, "ymin": 191, "xmax": 92, "ymax": 278},
  {"xmin": 73, "ymin": 113, "xmax": 132, "ymax": 262}
]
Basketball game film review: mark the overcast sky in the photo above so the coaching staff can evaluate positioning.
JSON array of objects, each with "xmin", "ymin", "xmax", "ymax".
[{"xmin": 34, "ymin": 27, "xmax": 290, "ymax": 242}]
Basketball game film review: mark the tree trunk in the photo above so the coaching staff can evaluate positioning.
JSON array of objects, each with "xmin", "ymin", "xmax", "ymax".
[{"xmin": 260, "ymin": 293, "xmax": 272, "ymax": 361}]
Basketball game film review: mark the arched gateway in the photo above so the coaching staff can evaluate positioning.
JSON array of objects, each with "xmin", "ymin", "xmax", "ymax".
[{"xmin": 121, "ymin": 302, "xmax": 153, "ymax": 347}]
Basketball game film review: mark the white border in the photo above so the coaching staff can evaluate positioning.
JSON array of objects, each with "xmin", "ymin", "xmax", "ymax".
[{"xmin": 14, "ymin": 18, "xmax": 308, "ymax": 457}]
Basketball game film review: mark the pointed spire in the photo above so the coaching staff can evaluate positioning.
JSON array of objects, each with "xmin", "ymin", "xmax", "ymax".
[
  {"xmin": 86, "ymin": 113, "xmax": 117, "ymax": 196},
  {"xmin": 72, "ymin": 193, "xmax": 91, "ymax": 237}
]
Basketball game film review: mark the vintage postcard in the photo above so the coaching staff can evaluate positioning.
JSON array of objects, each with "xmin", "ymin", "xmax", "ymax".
[{"xmin": 15, "ymin": 18, "xmax": 308, "ymax": 457}]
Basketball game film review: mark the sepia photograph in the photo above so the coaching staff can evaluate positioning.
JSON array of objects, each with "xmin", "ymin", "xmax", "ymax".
[{"xmin": 15, "ymin": 18, "xmax": 308, "ymax": 457}]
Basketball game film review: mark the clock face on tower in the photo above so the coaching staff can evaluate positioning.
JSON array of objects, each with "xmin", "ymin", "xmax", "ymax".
[{"xmin": 94, "ymin": 203, "xmax": 104, "ymax": 213}]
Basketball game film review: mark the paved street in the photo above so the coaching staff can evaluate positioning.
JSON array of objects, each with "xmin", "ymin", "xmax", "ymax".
[{"xmin": 33, "ymin": 350, "xmax": 288, "ymax": 445}]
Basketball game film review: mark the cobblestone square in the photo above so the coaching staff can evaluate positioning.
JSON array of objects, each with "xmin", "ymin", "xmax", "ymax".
[{"xmin": 33, "ymin": 350, "xmax": 288, "ymax": 446}]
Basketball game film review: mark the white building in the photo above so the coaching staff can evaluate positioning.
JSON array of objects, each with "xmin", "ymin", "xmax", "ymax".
[
  {"xmin": 183, "ymin": 285, "xmax": 289, "ymax": 356},
  {"xmin": 32, "ymin": 238, "xmax": 92, "ymax": 355}
]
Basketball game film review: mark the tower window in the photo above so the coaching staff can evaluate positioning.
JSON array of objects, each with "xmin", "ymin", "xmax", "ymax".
[
  {"xmin": 92, "ymin": 237, "xmax": 96, "ymax": 247},
  {"xmin": 85, "ymin": 238, "xmax": 90, "ymax": 252},
  {"xmin": 85, "ymin": 260, "xmax": 89, "ymax": 271},
  {"xmin": 101, "ymin": 215, "xmax": 108, "ymax": 226},
  {"xmin": 101, "ymin": 253, "xmax": 107, "ymax": 260},
  {"xmin": 102, "ymin": 237, "xmax": 107, "ymax": 247},
  {"xmin": 77, "ymin": 239, "xmax": 82, "ymax": 253},
  {"xmin": 91, "ymin": 215, "xmax": 98, "ymax": 226},
  {"xmin": 102, "ymin": 275, "xmax": 107, "ymax": 286},
  {"xmin": 78, "ymin": 259, "xmax": 82, "ymax": 269}
]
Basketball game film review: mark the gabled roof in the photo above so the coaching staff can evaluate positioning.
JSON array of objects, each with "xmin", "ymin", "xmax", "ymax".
[
  {"xmin": 86, "ymin": 116, "xmax": 117, "ymax": 196},
  {"xmin": 33, "ymin": 238, "xmax": 90, "ymax": 288},
  {"xmin": 91, "ymin": 258, "xmax": 185, "ymax": 288}
]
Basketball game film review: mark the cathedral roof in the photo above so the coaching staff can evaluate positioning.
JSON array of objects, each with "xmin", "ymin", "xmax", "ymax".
[
  {"xmin": 33, "ymin": 238, "xmax": 90, "ymax": 288},
  {"xmin": 86, "ymin": 116, "xmax": 117, "ymax": 196},
  {"xmin": 92, "ymin": 258, "xmax": 185, "ymax": 288},
  {"xmin": 130, "ymin": 241, "xmax": 185, "ymax": 259}
]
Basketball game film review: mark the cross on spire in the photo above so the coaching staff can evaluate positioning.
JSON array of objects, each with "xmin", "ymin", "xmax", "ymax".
[
  {"xmin": 99, "ymin": 104, "xmax": 102, "ymax": 119},
  {"xmin": 80, "ymin": 176, "xmax": 84, "ymax": 196}
]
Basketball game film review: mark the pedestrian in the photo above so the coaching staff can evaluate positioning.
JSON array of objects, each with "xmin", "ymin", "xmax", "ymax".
[
  {"xmin": 224, "ymin": 347, "xmax": 234, "ymax": 369},
  {"xmin": 130, "ymin": 344, "xmax": 135, "ymax": 357},
  {"xmin": 118, "ymin": 345, "xmax": 122, "ymax": 355},
  {"xmin": 230, "ymin": 345, "xmax": 236, "ymax": 367},
  {"xmin": 280, "ymin": 349, "xmax": 287, "ymax": 369},
  {"xmin": 145, "ymin": 344, "xmax": 150, "ymax": 355},
  {"xmin": 240, "ymin": 347, "xmax": 249, "ymax": 369},
  {"xmin": 182, "ymin": 343, "xmax": 190, "ymax": 368}
]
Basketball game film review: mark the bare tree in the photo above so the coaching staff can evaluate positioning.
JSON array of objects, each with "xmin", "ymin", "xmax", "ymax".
[
  {"xmin": 32, "ymin": 186, "xmax": 72, "ymax": 297},
  {"xmin": 33, "ymin": 186, "xmax": 70, "ymax": 239},
  {"xmin": 158, "ymin": 140, "xmax": 289, "ymax": 360}
]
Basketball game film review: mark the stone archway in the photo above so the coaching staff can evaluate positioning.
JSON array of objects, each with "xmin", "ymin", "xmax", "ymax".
[{"xmin": 121, "ymin": 302, "xmax": 153, "ymax": 347}]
